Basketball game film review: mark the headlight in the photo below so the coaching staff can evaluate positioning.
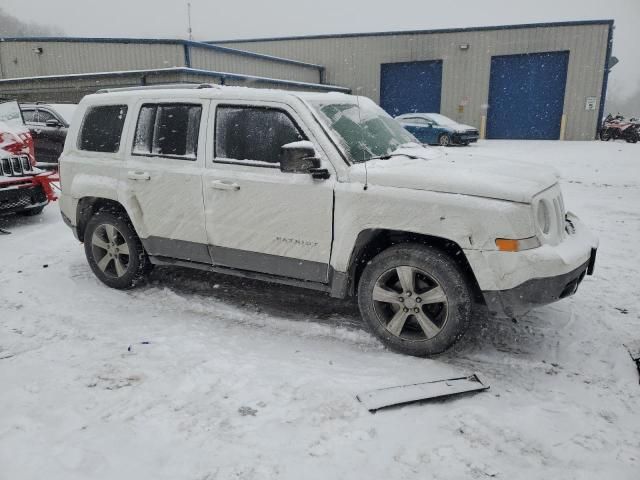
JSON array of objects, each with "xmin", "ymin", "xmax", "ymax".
[{"xmin": 536, "ymin": 200, "xmax": 551, "ymax": 235}]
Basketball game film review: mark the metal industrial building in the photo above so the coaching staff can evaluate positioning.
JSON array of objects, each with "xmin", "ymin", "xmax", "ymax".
[{"xmin": 0, "ymin": 20, "xmax": 613, "ymax": 140}]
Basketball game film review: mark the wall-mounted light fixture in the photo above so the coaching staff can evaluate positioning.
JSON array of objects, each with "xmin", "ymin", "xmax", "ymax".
[
  {"xmin": 32, "ymin": 47, "xmax": 44, "ymax": 54},
  {"xmin": 459, "ymin": 43, "xmax": 470, "ymax": 51}
]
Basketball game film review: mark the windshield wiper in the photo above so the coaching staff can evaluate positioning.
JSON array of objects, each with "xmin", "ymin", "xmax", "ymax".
[{"xmin": 365, "ymin": 152, "xmax": 420, "ymax": 162}]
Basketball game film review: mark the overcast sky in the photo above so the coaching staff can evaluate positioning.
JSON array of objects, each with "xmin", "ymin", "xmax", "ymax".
[{"xmin": 4, "ymin": 0, "xmax": 639, "ymax": 101}]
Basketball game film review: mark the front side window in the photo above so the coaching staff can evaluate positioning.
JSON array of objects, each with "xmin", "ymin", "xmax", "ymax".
[
  {"xmin": 424, "ymin": 114, "xmax": 457, "ymax": 126},
  {"xmin": 215, "ymin": 106, "xmax": 305, "ymax": 165},
  {"xmin": 78, "ymin": 105, "xmax": 128, "ymax": 153},
  {"xmin": 133, "ymin": 103, "xmax": 202, "ymax": 159},
  {"xmin": 402, "ymin": 117, "xmax": 430, "ymax": 126},
  {"xmin": 37, "ymin": 110, "xmax": 57, "ymax": 123}
]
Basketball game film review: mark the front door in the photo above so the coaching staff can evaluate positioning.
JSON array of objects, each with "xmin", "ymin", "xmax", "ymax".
[
  {"xmin": 25, "ymin": 108, "xmax": 65, "ymax": 163},
  {"xmin": 203, "ymin": 102, "xmax": 335, "ymax": 283},
  {"xmin": 123, "ymin": 99, "xmax": 210, "ymax": 263}
]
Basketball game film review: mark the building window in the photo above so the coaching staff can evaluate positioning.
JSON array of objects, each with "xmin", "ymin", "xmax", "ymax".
[
  {"xmin": 215, "ymin": 105, "xmax": 305, "ymax": 165},
  {"xmin": 133, "ymin": 103, "xmax": 202, "ymax": 159},
  {"xmin": 78, "ymin": 105, "xmax": 128, "ymax": 153}
]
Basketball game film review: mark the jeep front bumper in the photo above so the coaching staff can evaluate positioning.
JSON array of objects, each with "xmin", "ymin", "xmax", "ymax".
[{"xmin": 465, "ymin": 212, "xmax": 598, "ymax": 317}]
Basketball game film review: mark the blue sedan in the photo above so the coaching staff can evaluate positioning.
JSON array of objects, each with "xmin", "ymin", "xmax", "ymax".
[{"xmin": 396, "ymin": 113, "xmax": 479, "ymax": 146}]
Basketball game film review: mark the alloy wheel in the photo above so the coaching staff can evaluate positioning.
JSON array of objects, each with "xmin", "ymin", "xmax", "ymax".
[
  {"xmin": 90, "ymin": 224, "xmax": 131, "ymax": 278},
  {"xmin": 372, "ymin": 266, "xmax": 449, "ymax": 340}
]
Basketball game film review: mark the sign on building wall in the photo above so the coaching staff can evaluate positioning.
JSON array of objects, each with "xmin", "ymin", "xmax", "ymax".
[{"xmin": 585, "ymin": 97, "xmax": 598, "ymax": 111}]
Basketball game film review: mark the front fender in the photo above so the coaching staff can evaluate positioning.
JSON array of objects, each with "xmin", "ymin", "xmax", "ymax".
[{"xmin": 331, "ymin": 183, "xmax": 535, "ymax": 272}]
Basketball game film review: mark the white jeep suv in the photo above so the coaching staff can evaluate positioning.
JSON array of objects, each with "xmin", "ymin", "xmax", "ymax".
[{"xmin": 59, "ymin": 85, "xmax": 598, "ymax": 357}]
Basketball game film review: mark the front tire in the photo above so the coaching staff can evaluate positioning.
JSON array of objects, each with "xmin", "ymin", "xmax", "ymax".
[
  {"xmin": 83, "ymin": 210, "xmax": 151, "ymax": 289},
  {"xmin": 599, "ymin": 129, "xmax": 612, "ymax": 141},
  {"xmin": 438, "ymin": 134, "xmax": 451, "ymax": 146},
  {"xmin": 357, "ymin": 244, "xmax": 473, "ymax": 357}
]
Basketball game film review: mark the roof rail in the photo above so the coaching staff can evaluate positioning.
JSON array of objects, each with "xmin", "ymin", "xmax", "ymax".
[{"xmin": 96, "ymin": 83, "xmax": 219, "ymax": 94}]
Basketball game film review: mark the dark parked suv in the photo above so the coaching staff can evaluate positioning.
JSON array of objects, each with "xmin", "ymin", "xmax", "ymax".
[{"xmin": 21, "ymin": 103, "xmax": 77, "ymax": 165}]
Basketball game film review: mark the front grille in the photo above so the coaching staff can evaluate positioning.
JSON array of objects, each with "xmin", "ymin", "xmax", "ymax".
[
  {"xmin": 0, "ymin": 185, "xmax": 46, "ymax": 211},
  {"xmin": 0, "ymin": 155, "xmax": 33, "ymax": 176}
]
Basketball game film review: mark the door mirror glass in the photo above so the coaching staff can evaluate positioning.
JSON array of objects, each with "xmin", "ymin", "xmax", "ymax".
[{"xmin": 280, "ymin": 141, "xmax": 320, "ymax": 173}]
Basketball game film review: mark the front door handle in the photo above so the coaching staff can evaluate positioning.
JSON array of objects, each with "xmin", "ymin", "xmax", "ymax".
[
  {"xmin": 127, "ymin": 171, "xmax": 151, "ymax": 181},
  {"xmin": 210, "ymin": 180, "xmax": 240, "ymax": 191}
]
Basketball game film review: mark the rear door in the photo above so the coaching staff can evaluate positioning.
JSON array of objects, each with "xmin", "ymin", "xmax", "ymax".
[
  {"xmin": 123, "ymin": 99, "xmax": 211, "ymax": 263},
  {"xmin": 202, "ymin": 101, "xmax": 335, "ymax": 283}
]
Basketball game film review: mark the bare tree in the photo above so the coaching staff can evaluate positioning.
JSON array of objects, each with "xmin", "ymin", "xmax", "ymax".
[{"xmin": 0, "ymin": 7, "xmax": 63, "ymax": 37}]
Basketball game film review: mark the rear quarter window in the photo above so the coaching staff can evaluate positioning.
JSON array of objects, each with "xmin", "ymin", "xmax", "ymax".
[{"xmin": 78, "ymin": 105, "xmax": 128, "ymax": 153}]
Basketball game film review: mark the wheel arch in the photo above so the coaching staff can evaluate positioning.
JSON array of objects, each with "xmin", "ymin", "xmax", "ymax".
[
  {"xmin": 76, "ymin": 197, "xmax": 131, "ymax": 243},
  {"xmin": 345, "ymin": 228, "xmax": 484, "ymax": 303}
]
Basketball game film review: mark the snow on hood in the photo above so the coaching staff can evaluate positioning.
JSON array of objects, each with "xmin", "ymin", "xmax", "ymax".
[{"xmin": 349, "ymin": 145, "xmax": 559, "ymax": 204}]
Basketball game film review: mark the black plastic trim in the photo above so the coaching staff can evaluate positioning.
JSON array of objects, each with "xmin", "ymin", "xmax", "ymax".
[
  {"xmin": 149, "ymin": 255, "xmax": 333, "ymax": 294},
  {"xmin": 141, "ymin": 237, "xmax": 212, "ymax": 264},
  {"xmin": 209, "ymin": 245, "xmax": 329, "ymax": 283},
  {"xmin": 483, "ymin": 258, "xmax": 592, "ymax": 317}
]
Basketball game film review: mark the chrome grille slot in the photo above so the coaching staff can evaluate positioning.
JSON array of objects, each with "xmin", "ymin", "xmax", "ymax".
[
  {"xmin": 0, "ymin": 158, "xmax": 11, "ymax": 176},
  {"xmin": 11, "ymin": 156, "xmax": 23, "ymax": 175},
  {"xmin": 20, "ymin": 155, "xmax": 32, "ymax": 172}
]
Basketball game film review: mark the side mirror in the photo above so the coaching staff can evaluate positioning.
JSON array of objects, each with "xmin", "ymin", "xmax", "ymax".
[
  {"xmin": 45, "ymin": 119, "xmax": 62, "ymax": 127},
  {"xmin": 280, "ymin": 141, "xmax": 330, "ymax": 179}
]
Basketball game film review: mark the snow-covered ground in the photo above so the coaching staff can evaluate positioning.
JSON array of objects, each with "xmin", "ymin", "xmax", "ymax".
[{"xmin": 1, "ymin": 140, "xmax": 639, "ymax": 479}]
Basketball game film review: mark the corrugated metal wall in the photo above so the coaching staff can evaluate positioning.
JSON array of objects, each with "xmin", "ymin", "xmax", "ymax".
[
  {"xmin": 219, "ymin": 23, "xmax": 610, "ymax": 140},
  {"xmin": 0, "ymin": 41, "xmax": 185, "ymax": 78},
  {"xmin": 0, "ymin": 71, "xmax": 340, "ymax": 104},
  {"xmin": 188, "ymin": 46, "xmax": 320, "ymax": 84},
  {"xmin": 0, "ymin": 40, "xmax": 321, "ymax": 88}
]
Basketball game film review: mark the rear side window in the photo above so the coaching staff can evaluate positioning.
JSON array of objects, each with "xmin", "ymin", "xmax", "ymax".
[
  {"xmin": 215, "ymin": 106, "xmax": 305, "ymax": 165},
  {"xmin": 78, "ymin": 105, "xmax": 128, "ymax": 153},
  {"xmin": 133, "ymin": 103, "xmax": 202, "ymax": 159}
]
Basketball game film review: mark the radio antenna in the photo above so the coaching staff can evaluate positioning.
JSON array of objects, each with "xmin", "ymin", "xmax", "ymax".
[
  {"xmin": 352, "ymin": 51, "xmax": 368, "ymax": 191},
  {"xmin": 187, "ymin": 2, "xmax": 193, "ymax": 41}
]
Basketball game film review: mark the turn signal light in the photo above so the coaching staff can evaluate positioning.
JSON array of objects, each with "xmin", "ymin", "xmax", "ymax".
[{"xmin": 495, "ymin": 237, "xmax": 540, "ymax": 252}]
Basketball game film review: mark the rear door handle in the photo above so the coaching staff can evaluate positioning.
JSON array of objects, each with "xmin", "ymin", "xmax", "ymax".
[
  {"xmin": 127, "ymin": 171, "xmax": 151, "ymax": 181},
  {"xmin": 210, "ymin": 180, "xmax": 240, "ymax": 191}
]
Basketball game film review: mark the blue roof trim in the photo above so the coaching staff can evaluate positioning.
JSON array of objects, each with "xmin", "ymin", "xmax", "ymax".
[
  {"xmin": 0, "ymin": 67, "xmax": 350, "ymax": 93},
  {"xmin": 208, "ymin": 19, "xmax": 615, "ymax": 44},
  {"xmin": 0, "ymin": 36, "xmax": 325, "ymax": 71},
  {"xmin": 596, "ymin": 22, "xmax": 614, "ymax": 138}
]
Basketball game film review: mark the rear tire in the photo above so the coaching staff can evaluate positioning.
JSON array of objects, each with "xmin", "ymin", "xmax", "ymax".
[
  {"xmin": 599, "ymin": 129, "xmax": 612, "ymax": 141},
  {"xmin": 83, "ymin": 210, "xmax": 151, "ymax": 289},
  {"xmin": 357, "ymin": 244, "xmax": 473, "ymax": 357}
]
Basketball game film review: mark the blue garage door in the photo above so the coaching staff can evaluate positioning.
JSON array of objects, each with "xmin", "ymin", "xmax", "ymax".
[
  {"xmin": 380, "ymin": 60, "xmax": 443, "ymax": 116},
  {"xmin": 487, "ymin": 51, "xmax": 569, "ymax": 139}
]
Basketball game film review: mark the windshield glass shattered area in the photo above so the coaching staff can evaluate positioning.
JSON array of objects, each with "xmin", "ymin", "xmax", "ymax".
[{"xmin": 310, "ymin": 97, "xmax": 417, "ymax": 163}]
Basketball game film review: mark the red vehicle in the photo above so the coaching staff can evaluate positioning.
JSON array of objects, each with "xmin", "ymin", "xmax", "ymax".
[
  {"xmin": 1, "ymin": 100, "xmax": 57, "ymax": 217},
  {"xmin": 599, "ymin": 113, "xmax": 640, "ymax": 143}
]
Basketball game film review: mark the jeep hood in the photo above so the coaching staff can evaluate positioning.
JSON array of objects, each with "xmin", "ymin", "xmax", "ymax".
[{"xmin": 349, "ymin": 146, "xmax": 559, "ymax": 204}]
